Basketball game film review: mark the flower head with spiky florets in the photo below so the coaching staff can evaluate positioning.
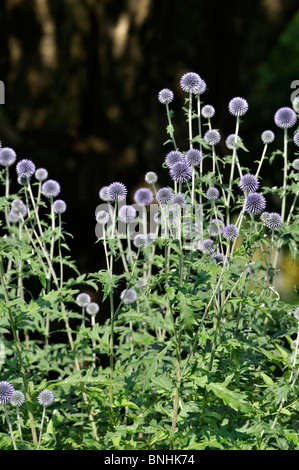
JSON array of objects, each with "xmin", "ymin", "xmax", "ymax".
[
  {"xmin": 86, "ymin": 302, "xmax": 100, "ymax": 316},
  {"xmin": 170, "ymin": 161, "xmax": 192, "ymax": 183},
  {"xmin": 204, "ymin": 129, "xmax": 221, "ymax": 146},
  {"xmin": 156, "ymin": 187, "xmax": 174, "ymax": 205},
  {"xmin": 293, "ymin": 131, "xmax": 299, "ymax": 147},
  {"xmin": 0, "ymin": 147, "xmax": 16, "ymax": 167},
  {"xmin": 223, "ymin": 224, "xmax": 239, "ymax": 240},
  {"xmin": 172, "ymin": 194, "xmax": 187, "ymax": 207},
  {"xmin": 274, "ymin": 107, "xmax": 297, "ymax": 128},
  {"xmin": 0, "ymin": 381, "xmax": 14, "ymax": 405},
  {"xmin": 120, "ymin": 288, "xmax": 137, "ymax": 304},
  {"xmin": 185, "ymin": 149, "xmax": 202, "ymax": 166},
  {"xmin": 261, "ymin": 212, "xmax": 282, "ymax": 229},
  {"xmin": 133, "ymin": 234, "xmax": 147, "ymax": 248},
  {"xmin": 10, "ymin": 391, "xmax": 25, "ymax": 407},
  {"xmin": 261, "ymin": 130, "xmax": 275, "ymax": 144},
  {"xmin": 96, "ymin": 210, "xmax": 110, "ymax": 225},
  {"xmin": 134, "ymin": 187, "xmax": 154, "ymax": 205},
  {"xmin": 202, "ymin": 104, "xmax": 215, "ymax": 119},
  {"xmin": 226, "ymin": 134, "xmax": 242, "ymax": 150},
  {"xmin": 210, "ymin": 218, "xmax": 224, "ymax": 237},
  {"xmin": 35, "ymin": 168, "xmax": 48, "ymax": 182},
  {"xmin": 76, "ymin": 293, "xmax": 91, "ymax": 307},
  {"xmin": 180, "ymin": 72, "xmax": 206, "ymax": 94},
  {"xmin": 206, "ymin": 187, "xmax": 219, "ymax": 201},
  {"xmin": 145, "ymin": 171, "xmax": 158, "ymax": 185},
  {"xmin": 11, "ymin": 199, "xmax": 27, "ymax": 217},
  {"xmin": 53, "ymin": 199, "xmax": 67, "ymax": 214},
  {"xmin": 107, "ymin": 182, "xmax": 127, "ymax": 202},
  {"xmin": 38, "ymin": 389, "xmax": 54, "ymax": 407},
  {"xmin": 118, "ymin": 205, "xmax": 136, "ymax": 223},
  {"xmin": 245, "ymin": 192, "xmax": 266, "ymax": 214},
  {"xmin": 16, "ymin": 159, "xmax": 36, "ymax": 178},
  {"xmin": 99, "ymin": 186, "xmax": 110, "ymax": 201},
  {"xmin": 239, "ymin": 173, "xmax": 259, "ymax": 193},
  {"xmin": 293, "ymin": 158, "xmax": 299, "ymax": 171},
  {"xmin": 165, "ymin": 150, "xmax": 185, "ymax": 168},
  {"xmin": 199, "ymin": 239, "xmax": 216, "ymax": 254},
  {"xmin": 42, "ymin": 180, "xmax": 61, "ymax": 198},
  {"xmin": 228, "ymin": 97, "xmax": 248, "ymax": 116},
  {"xmin": 158, "ymin": 88, "xmax": 174, "ymax": 104}
]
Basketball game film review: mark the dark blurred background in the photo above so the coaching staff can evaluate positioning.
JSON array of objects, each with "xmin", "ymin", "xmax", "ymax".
[{"xmin": 0, "ymin": 0, "xmax": 298, "ymax": 299}]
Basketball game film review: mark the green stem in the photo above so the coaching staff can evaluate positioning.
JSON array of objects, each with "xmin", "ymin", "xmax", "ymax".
[{"xmin": 3, "ymin": 404, "xmax": 18, "ymax": 450}]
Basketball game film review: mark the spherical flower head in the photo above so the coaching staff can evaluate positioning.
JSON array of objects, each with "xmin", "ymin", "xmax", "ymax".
[
  {"xmin": 0, "ymin": 147, "xmax": 17, "ymax": 167},
  {"xmin": 294, "ymin": 307, "xmax": 299, "ymax": 321},
  {"xmin": 53, "ymin": 199, "xmax": 67, "ymax": 214},
  {"xmin": 99, "ymin": 186, "xmax": 110, "ymax": 201},
  {"xmin": 293, "ymin": 131, "xmax": 299, "ymax": 147},
  {"xmin": 42, "ymin": 179, "xmax": 61, "ymax": 198},
  {"xmin": 11, "ymin": 198, "xmax": 27, "ymax": 216},
  {"xmin": 156, "ymin": 187, "xmax": 174, "ymax": 204},
  {"xmin": 172, "ymin": 193, "xmax": 187, "ymax": 207},
  {"xmin": 292, "ymin": 158, "xmax": 299, "ymax": 171},
  {"xmin": 261, "ymin": 130, "xmax": 275, "ymax": 144},
  {"xmin": 185, "ymin": 148, "xmax": 202, "ymax": 166},
  {"xmin": 165, "ymin": 150, "xmax": 185, "ymax": 168},
  {"xmin": 199, "ymin": 238, "xmax": 215, "ymax": 254},
  {"xmin": 210, "ymin": 218, "xmax": 224, "ymax": 237},
  {"xmin": 202, "ymin": 104, "xmax": 215, "ymax": 119},
  {"xmin": 134, "ymin": 187, "xmax": 154, "ymax": 205},
  {"xmin": 169, "ymin": 161, "xmax": 192, "ymax": 183},
  {"xmin": 16, "ymin": 159, "xmax": 36, "ymax": 178},
  {"xmin": 239, "ymin": 173, "xmax": 259, "ymax": 193},
  {"xmin": 180, "ymin": 72, "xmax": 206, "ymax": 94},
  {"xmin": 261, "ymin": 212, "xmax": 282, "ymax": 229},
  {"xmin": 95, "ymin": 210, "xmax": 110, "ymax": 225},
  {"xmin": 107, "ymin": 182, "xmax": 127, "ymax": 202},
  {"xmin": 223, "ymin": 224, "xmax": 239, "ymax": 240},
  {"xmin": 211, "ymin": 252, "xmax": 224, "ymax": 264},
  {"xmin": 120, "ymin": 288, "xmax": 137, "ymax": 304},
  {"xmin": 38, "ymin": 389, "xmax": 54, "ymax": 407},
  {"xmin": 245, "ymin": 192, "xmax": 266, "ymax": 214},
  {"xmin": 133, "ymin": 233, "xmax": 147, "ymax": 248},
  {"xmin": 204, "ymin": 129, "xmax": 221, "ymax": 146},
  {"xmin": 226, "ymin": 134, "xmax": 242, "ymax": 150},
  {"xmin": 274, "ymin": 107, "xmax": 297, "ymax": 128},
  {"xmin": 0, "ymin": 381, "xmax": 14, "ymax": 405},
  {"xmin": 135, "ymin": 277, "xmax": 147, "ymax": 289},
  {"xmin": 10, "ymin": 390, "xmax": 25, "ymax": 407},
  {"xmin": 118, "ymin": 205, "xmax": 136, "ymax": 223},
  {"xmin": 18, "ymin": 175, "xmax": 30, "ymax": 186},
  {"xmin": 145, "ymin": 171, "xmax": 158, "ymax": 185},
  {"xmin": 158, "ymin": 88, "xmax": 174, "ymax": 104},
  {"xmin": 76, "ymin": 292, "xmax": 91, "ymax": 307},
  {"xmin": 228, "ymin": 97, "xmax": 248, "ymax": 117},
  {"xmin": 8, "ymin": 210, "xmax": 21, "ymax": 223},
  {"xmin": 86, "ymin": 302, "xmax": 100, "ymax": 316},
  {"xmin": 35, "ymin": 168, "xmax": 48, "ymax": 182},
  {"xmin": 206, "ymin": 187, "xmax": 219, "ymax": 200}
]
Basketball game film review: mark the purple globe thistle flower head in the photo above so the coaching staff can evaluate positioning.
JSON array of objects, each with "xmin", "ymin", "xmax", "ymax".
[
  {"xmin": 11, "ymin": 199, "xmax": 28, "ymax": 216},
  {"xmin": 292, "ymin": 158, "xmax": 299, "ymax": 171},
  {"xmin": 261, "ymin": 212, "xmax": 282, "ymax": 229},
  {"xmin": 38, "ymin": 389, "xmax": 54, "ymax": 407},
  {"xmin": 211, "ymin": 252, "xmax": 224, "ymax": 264},
  {"xmin": 10, "ymin": 390, "xmax": 25, "ymax": 407},
  {"xmin": 0, "ymin": 147, "xmax": 16, "ymax": 167},
  {"xmin": 8, "ymin": 210, "xmax": 21, "ymax": 224},
  {"xmin": 96, "ymin": 210, "xmax": 110, "ymax": 225},
  {"xmin": 120, "ymin": 288, "xmax": 137, "ymax": 304},
  {"xmin": 156, "ymin": 187, "xmax": 174, "ymax": 204},
  {"xmin": 0, "ymin": 381, "xmax": 14, "ymax": 404},
  {"xmin": 172, "ymin": 193, "xmax": 187, "ymax": 207},
  {"xmin": 133, "ymin": 233, "xmax": 147, "ymax": 248},
  {"xmin": 261, "ymin": 130, "xmax": 275, "ymax": 144},
  {"xmin": 16, "ymin": 159, "xmax": 36, "ymax": 178},
  {"xmin": 294, "ymin": 307, "xmax": 299, "ymax": 321},
  {"xmin": 274, "ymin": 107, "xmax": 297, "ymax": 128},
  {"xmin": 185, "ymin": 148, "xmax": 202, "ymax": 166},
  {"xmin": 206, "ymin": 187, "xmax": 219, "ymax": 201},
  {"xmin": 239, "ymin": 173, "xmax": 259, "ymax": 193},
  {"xmin": 170, "ymin": 161, "xmax": 192, "ymax": 183},
  {"xmin": 145, "ymin": 171, "xmax": 158, "ymax": 184},
  {"xmin": 35, "ymin": 168, "xmax": 48, "ymax": 182},
  {"xmin": 118, "ymin": 205, "xmax": 136, "ymax": 223},
  {"xmin": 210, "ymin": 218, "xmax": 224, "ymax": 237},
  {"xmin": 180, "ymin": 72, "xmax": 206, "ymax": 94},
  {"xmin": 41, "ymin": 179, "xmax": 61, "ymax": 198},
  {"xmin": 199, "ymin": 238, "xmax": 215, "ymax": 254},
  {"xmin": 158, "ymin": 88, "xmax": 174, "ymax": 104},
  {"xmin": 107, "ymin": 182, "xmax": 127, "ymax": 202},
  {"xmin": 99, "ymin": 186, "xmax": 110, "ymax": 201},
  {"xmin": 293, "ymin": 131, "xmax": 299, "ymax": 146},
  {"xmin": 223, "ymin": 224, "xmax": 239, "ymax": 240},
  {"xmin": 76, "ymin": 292, "xmax": 91, "ymax": 307},
  {"xmin": 202, "ymin": 104, "xmax": 215, "ymax": 119},
  {"xmin": 165, "ymin": 150, "xmax": 185, "ymax": 168},
  {"xmin": 204, "ymin": 129, "xmax": 221, "ymax": 146},
  {"xmin": 53, "ymin": 199, "xmax": 67, "ymax": 214},
  {"xmin": 134, "ymin": 187, "xmax": 154, "ymax": 205},
  {"xmin": 245, "ymin": 192, "xmax": 266, "ymax": 214},
  {"xmin": 228, "ymin": 97, "xmax": 248, "ymax": 117},
  {"xmin": 226, "ymin": 134, "xmax": 242, "ymax": 150},
  {"xmin": 86, "ymin": 302, "xmax": 100, "ymax": 316}
]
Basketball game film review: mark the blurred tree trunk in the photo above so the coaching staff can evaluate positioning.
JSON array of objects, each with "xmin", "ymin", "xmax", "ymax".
[{"xmin": 0, "ymin": 0, "xmax": 298, "ymax": 269}]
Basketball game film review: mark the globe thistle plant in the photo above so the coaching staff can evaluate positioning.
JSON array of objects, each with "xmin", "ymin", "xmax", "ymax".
[
  {"xmin": 204, "ymin": 129, "xmax": 221, "ymax": 146},
  {"xmin": 261, "ymin": 130, "xmax": 275, "ymax": 144},
  {"xmin": 76, "ymin": 293, "xmax": 91, "ymax": 307},
  {"xmin": 0, "ymin": 381, "xmax": 14, "ymax": 404},
  {"xmin": 165, "ymin": 150, "xmax": 185, "ymax": 168},
  {"xmin": 172, "ymin": 193, "xmax": 187, "ymax": 207},
  {"xmin": 35, "ymin": 168, "xmax": 48, "ymax": 182},
  {"xmin": 107, "ymin": 182, "xmax": 127, "ymax": 202},
  {"xmin": 134, "ymin": 187, "xmax": 154, "ymax": 205},
  {"xmin": 158, "ymin": 88, "xmax": 174, "ymax": 104},
  {"xmin": 261, "ymin": 212, "xmax": 282, "ymax": 230},
  {"xmin": 0, "ymin": 147, "xmax": 17, "ymax": 167},
  {"xmin": 145, "ymin": 171, "xmax": 158, "ymax": 185},
  {"xmin": 245, "ymin": 192, "xmax": 266, "ymax": 214},
  {"xmin": 223, "ymin": 224, "xmax": 239, "ymax": 240},
  {"xmin": 228, "ymin": 97, "xmax": 248, "ymax": 116},
  {"xmin": 199, "ymin": 238, "xmax": 216, "ymax": 254},
  {"xmin": 133, "ymin": 234, "xmax": 147, "ymax": 248},
  {"xmin": 53, "ymin": 199, "xmax": 67, "ymax": 214},
  {"xmin": 10, "ymin": 390, "xmax": 26, "ymax": 444},
  {"xmin": 16, "ymin": 159, "xmax": 36, "ymax": 178},
  {"xmin": 226, "ymin": 134, "xmax": 242, "ymax": 150},
  {"xmin": 180, "ymin": 72, "xmax": 206, "ymax": 94},
  {"xmin": 202, "ymin": 104, "xmax": 215, "ymax": 118},
  {"xmin": 239, "ymin": 173, "xmax": 260, "ymax": 193},
  {"xmin": 37, "ymin": 389, "xmax": 54, "ymax": 450},
  {"xmin": 120, "ymin": 288, "xmax": 137, "ymax": 304},
  {"xmin": 169, "ymin": 161, "xmax": 192, "ymax": 183},
  {"xmin": 185, "ymin": 149, "xmax": 202, "ymax": 166},
  {"xmin": 292, "ymin": 158, "xmax": 299, "ymax": 171},
  {"xmin": 293, "ymin": 131, "xmax": 299, "ymax": 147},
  {"xmin": 118, "ymin": 205, "xmax": 136, "ymax": 223},
  {"xmin": 206, "ymin": 187, "xmax": 219, "ymax": 200},
  {"xmin": 274, "ymin": 107, "xmax": 297, "ymax": 128},
  {"xmin": 156, "ymin": 187, "xmax": 174, "ymax": 204},
  {"xmin": 99, "ymin": 186, "xmax": 110, "ymax": 201},
  {"xmin": 41, "ymin": 179, "xmax": 61, "ymax": 198},
  {"xmin": 86, "ymin": 302, "xmax": 100, "ymax": 316}
]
